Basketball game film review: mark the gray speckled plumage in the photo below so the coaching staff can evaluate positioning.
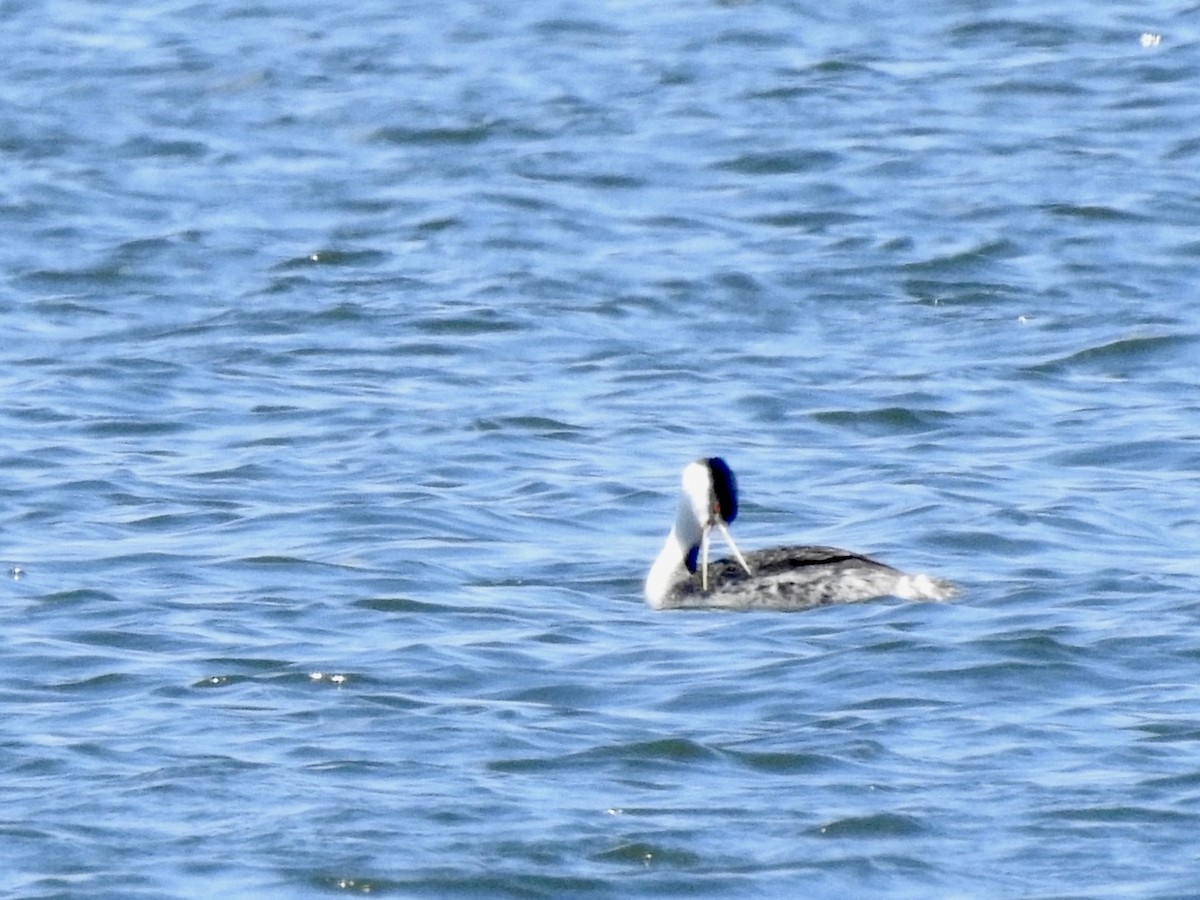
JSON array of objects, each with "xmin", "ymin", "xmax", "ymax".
[{"xmin": 661, "ymin": 546, "xmax": 911, "ymax": 611}]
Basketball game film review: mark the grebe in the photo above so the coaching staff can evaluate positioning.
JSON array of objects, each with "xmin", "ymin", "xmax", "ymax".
[{"xmin": 645, "ymin": 457, "xmax": 957, "ymax": 611}]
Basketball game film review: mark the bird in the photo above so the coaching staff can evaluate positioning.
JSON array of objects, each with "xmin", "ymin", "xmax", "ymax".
[{"xmin": 644, "ymin": 457, "xmax": 957, "ymax": 611}]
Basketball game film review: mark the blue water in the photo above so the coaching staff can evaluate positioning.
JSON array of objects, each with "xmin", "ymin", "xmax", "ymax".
[{"xmin": 4, "ymin": 0, "xmax": 1200, "ymax": 896}]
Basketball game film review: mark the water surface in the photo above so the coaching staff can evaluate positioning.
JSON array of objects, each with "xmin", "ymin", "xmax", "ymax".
[{"xmin": 4, "ymin": 1, "xmax": 1200, "ymax": 897}]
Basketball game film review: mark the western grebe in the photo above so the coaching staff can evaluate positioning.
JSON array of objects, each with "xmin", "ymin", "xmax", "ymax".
[{"xmin": 645, "ymin": 457, "xmax": 957, "ymax": 611}]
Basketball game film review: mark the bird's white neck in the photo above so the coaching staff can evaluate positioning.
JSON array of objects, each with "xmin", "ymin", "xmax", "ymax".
[{"xmin": 644, "ymin": 495, "xmax": 704, "ymax": 609}]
